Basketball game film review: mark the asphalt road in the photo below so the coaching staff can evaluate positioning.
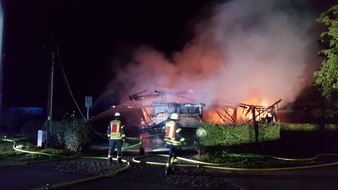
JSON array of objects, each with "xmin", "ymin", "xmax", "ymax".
[
  {"xmin": 1, "ymin": 160, "xmax": 338, "ymax": 190},
  {"xmin": 0, "ymin": 165, "xmax": 193, "ymax": 190},
  {"xmin": 1, "ymin": 129, "xmax": 338, "ymax": 190}
]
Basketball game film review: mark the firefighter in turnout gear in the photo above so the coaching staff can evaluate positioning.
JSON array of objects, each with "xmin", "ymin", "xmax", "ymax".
[
  {"xmin": 107, "ymin": 112, "xmax": 125, "ymax": 163},
  {"xmin": 163, "ymin": 113, "xmax": 185, "ymax": 175}
]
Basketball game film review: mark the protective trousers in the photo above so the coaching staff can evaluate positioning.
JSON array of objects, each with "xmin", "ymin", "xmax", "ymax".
[
  {"xmin": 108, "ymin": 139, "xmax": 123, "ymax": 163},
  {"xmin": 165, "ymin": 145, "xmax": 178, "ymax": 175}
]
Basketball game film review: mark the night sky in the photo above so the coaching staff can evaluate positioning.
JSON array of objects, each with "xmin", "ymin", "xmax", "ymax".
[
  {"xmin": 3, "ymin": 0, "xmax": 209, "ymax": 110},
  {"xmin": 2, "ymin": 0, "xmax": 337, "ymax": 115}
]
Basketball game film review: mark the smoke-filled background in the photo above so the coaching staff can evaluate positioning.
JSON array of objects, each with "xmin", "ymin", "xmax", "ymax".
[{"xmin": 97, "ymin": 0, "xmax": 322, "ymax": 109}]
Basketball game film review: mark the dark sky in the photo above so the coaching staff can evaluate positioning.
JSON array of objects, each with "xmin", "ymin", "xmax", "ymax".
[
  {"xmin": 3, "ymin": 0, "xmax": 211, "ymax": 110},
  {"xmin": 2, "ymin": 0, "xmax": 337, "ymax": 114}
]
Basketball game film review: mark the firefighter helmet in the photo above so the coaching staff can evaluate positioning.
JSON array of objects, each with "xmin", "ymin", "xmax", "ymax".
[
  {"xmin": 115, "ymin": 112, "xmax": 121, "ymax": 117},
  {"xmin": 170, "ymin": 113, "xmax": 179, "ymax": 120}
]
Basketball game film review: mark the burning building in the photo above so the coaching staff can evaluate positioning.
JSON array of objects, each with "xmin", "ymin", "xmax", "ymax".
[{"xmin": 92, "ymin": 88, "xmax": 282, "ymax": 130}]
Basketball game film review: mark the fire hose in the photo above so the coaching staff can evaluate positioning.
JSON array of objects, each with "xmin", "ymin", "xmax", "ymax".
[
  {"xmin": 132, "ymin": 153, "xmax": 338, "ymax": 171},
  {"xmin": 0, "ymin": 137, "xmax": 136, "ymax": 190},
  {"xmin": 2, "ymin": 137, "xmax": 338, "ymax": 189}
]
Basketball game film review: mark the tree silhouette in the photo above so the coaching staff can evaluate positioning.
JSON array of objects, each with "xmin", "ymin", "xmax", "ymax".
[{"xmin": 314, "ymin": 4, "xmax": 338, "ymax": 99}]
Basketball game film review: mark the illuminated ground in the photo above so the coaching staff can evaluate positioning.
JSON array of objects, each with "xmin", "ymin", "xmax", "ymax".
[{"xmin": 1, "ymin": 129, "xmax": 338, "ymax": 190}]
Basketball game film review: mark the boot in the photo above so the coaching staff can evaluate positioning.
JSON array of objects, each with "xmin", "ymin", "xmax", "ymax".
[
  {"xmin": 108, "ymin": 157, "xmax": 112, "ymax": 163},
  {"xmin": 117, "ymin": 157, "xmax": 122, "ymax": 163},
  {"xmin": 164, "ymin": 166, "xmax": 173, "ymax": 175}
]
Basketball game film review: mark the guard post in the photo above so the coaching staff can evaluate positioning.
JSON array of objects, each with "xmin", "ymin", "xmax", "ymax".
[
  {"xmin": 37, "ymin": 130, "xmax": 47, "ymax": 147},
  {"xmin": 85, "ymin": 96, "xmax": 92, "ymax": 120}
]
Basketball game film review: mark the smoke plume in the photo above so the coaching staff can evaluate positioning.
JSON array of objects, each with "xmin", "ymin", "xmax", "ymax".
[{"xmin": 103, "ymin": 0, "xmax": 318, "ymax": 109}]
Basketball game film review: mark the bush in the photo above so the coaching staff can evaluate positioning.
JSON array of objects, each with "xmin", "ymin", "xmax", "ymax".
[
  {"xmin": 51, "ymin": 120, "xmax": 90, "ymax": 152},
  {"xmin": 325, "ymin": 124, "xmax": 338, "ymax": 131}
]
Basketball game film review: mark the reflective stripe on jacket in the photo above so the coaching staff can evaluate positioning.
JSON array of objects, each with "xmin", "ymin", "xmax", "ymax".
[
  {"xmin": 164, "ymin": 121, "xmax": 181, "ymax": 146},
  {"xmin": 108, "ymin": 120, "xmax": 125, "ymax": 140}
]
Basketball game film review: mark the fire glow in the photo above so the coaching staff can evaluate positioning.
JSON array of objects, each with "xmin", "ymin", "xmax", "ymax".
[
  {"xmin": 99, "ymin": 0, "xmax": 319, "ymax": 125},
  {"xmin": 202, "ymin": 99, "xmax": 278, "ymax": 124}
]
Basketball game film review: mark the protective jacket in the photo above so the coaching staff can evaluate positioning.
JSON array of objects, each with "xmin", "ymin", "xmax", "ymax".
[
  {"xmin": 164, "ymin": 120, "xmax": 184, "ymax": 146},
  {"xmin": 107, "ymin": 120, "xmax": 125, "ymax": 140}
]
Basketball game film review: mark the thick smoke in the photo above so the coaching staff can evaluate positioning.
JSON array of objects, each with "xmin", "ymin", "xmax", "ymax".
[{"xmin": 105, "ymin": 0, "xmax": 317, "ymax": 108}]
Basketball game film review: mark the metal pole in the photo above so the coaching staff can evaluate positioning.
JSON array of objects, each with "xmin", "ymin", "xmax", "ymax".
[
  {"xmin": 48, "ymin": 50, "xmax": 54, "ymax": 133},
  {"xmin": 0, "ymin": 1, "xmax": 5, "ymax": 124},
  {"xmin": 86, "ymin": 106, "xmax": 89, "ymax": 120},
  {"xmin": 46, "ymin": 37, "xmax": 55, "ymax": 146}
]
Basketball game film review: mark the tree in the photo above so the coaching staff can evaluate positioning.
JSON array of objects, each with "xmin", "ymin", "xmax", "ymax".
[{"xmin": 314, "ymin": 5, "xmax": 338, "ymax": 99}]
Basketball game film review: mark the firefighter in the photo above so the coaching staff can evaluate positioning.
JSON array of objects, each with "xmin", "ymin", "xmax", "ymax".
[
  {"xmin": 163, "ymin": 112, "xmax": 185, "ymax": 175},
  {"xmin": 70, "ymin": 111, "xmax": 76, "ymax": 120},
  {"xmin": 270, "ymin": 105, "xmax": 277, "ymax": 122},
  {"xmin": 107, "ymin": 112, "xmax": 125, "ymax": 163}
]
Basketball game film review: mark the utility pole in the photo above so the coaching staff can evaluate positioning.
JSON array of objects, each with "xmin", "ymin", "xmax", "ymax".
[{"xmin": 46, "ymin": 36, "xmax": 55, "ymax": 146}]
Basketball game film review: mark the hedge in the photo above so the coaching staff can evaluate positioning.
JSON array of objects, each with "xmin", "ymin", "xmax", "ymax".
[
  {"xmin": 195, "ymin": 122, "xmax": 280, "ymax": 147},
  {"xmin": 279, "ymin": 123, "xmax": 338, "ymax": 131}
]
